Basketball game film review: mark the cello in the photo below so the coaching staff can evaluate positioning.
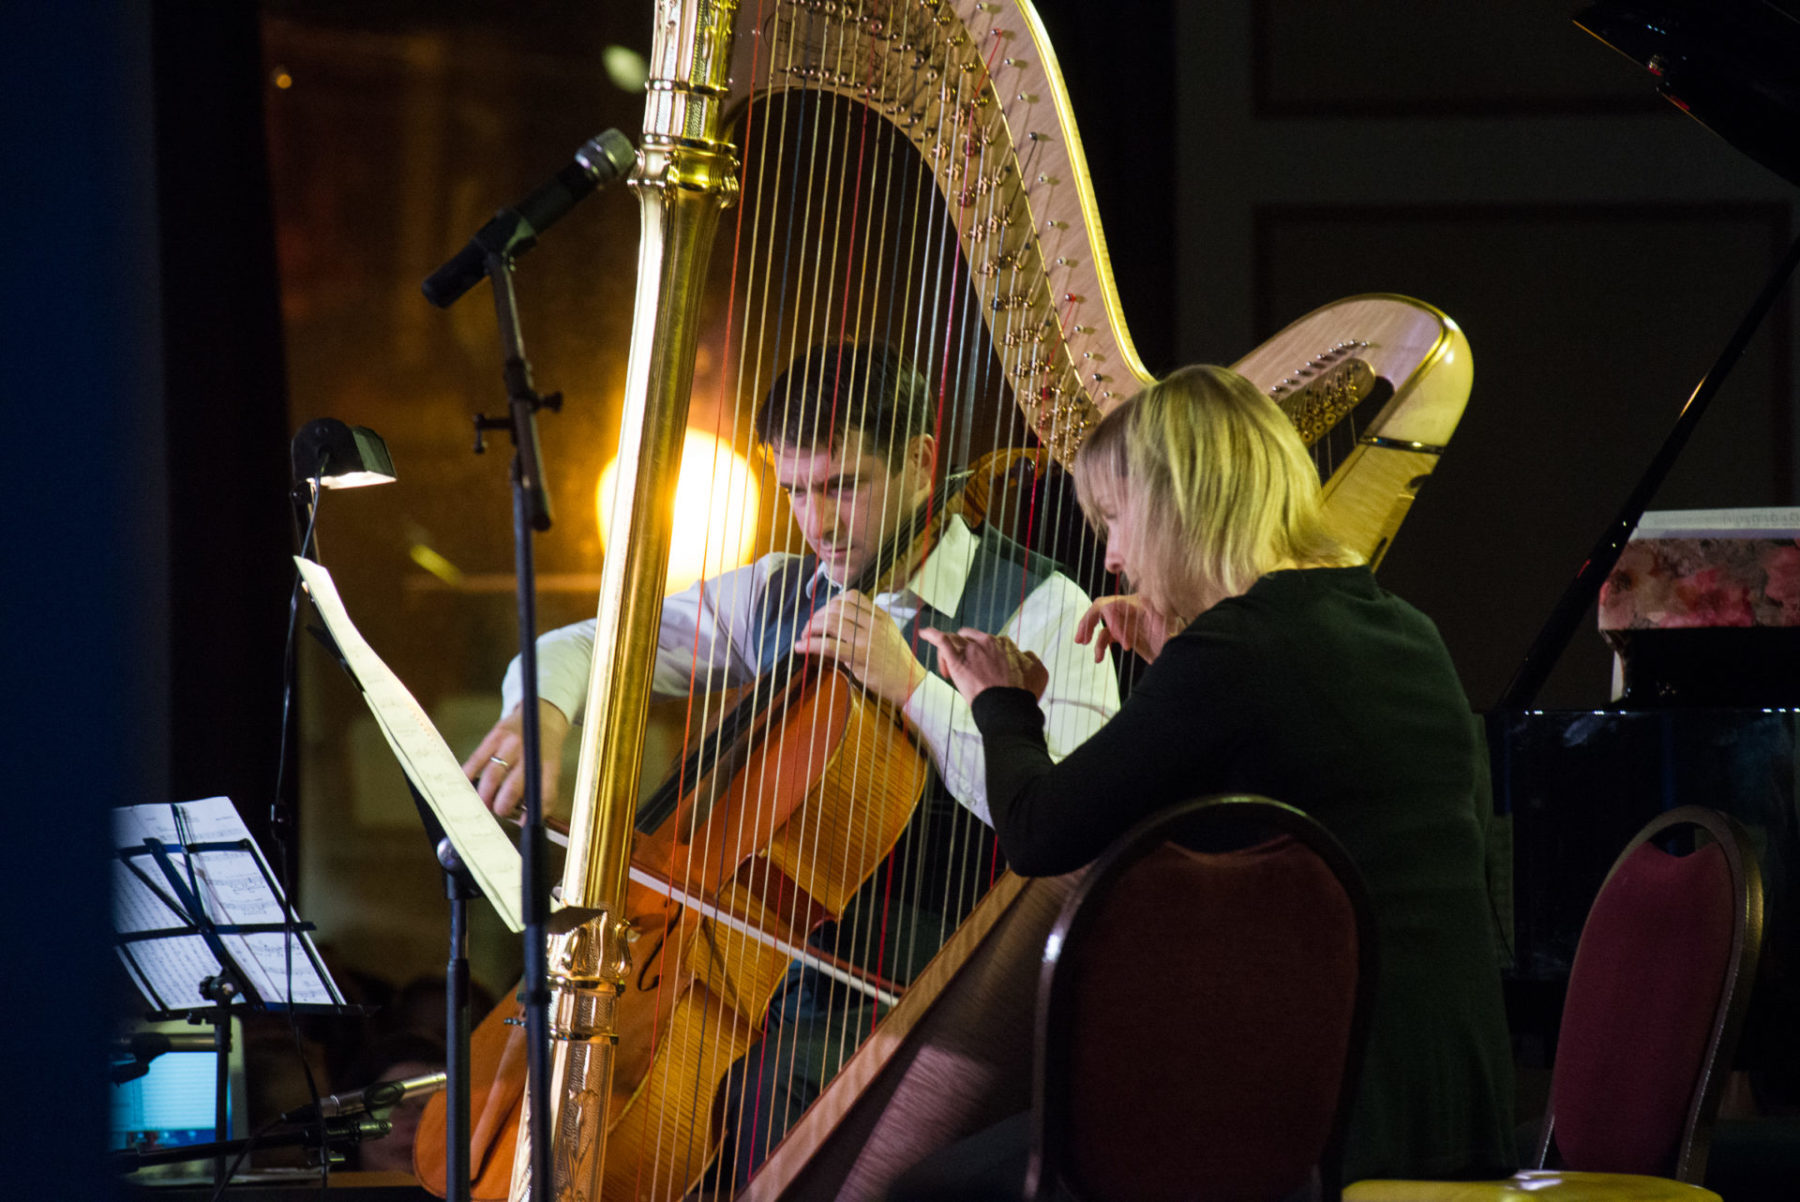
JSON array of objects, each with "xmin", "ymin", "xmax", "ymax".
[
  {"xmin": 421, "ymin": 2, "xmax": 1475, "ymax": 1199},
  {"xmin": 419, "ymin": 461, "xmax": 1022, "ymax": 1199}
]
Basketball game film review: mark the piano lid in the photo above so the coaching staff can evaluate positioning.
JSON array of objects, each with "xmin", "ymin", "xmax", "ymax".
[{"xmin": 1576, "ymin": 1, "xmax": 1800, "ymax": 188}]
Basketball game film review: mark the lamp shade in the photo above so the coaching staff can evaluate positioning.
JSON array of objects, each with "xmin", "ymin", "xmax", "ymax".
[{"xmin": 291, "ymin": 418, "xmax": 396, "ymax": 489}]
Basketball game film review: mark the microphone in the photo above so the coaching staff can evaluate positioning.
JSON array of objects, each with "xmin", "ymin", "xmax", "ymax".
[
  {"xmin": 279, "ymin": 1070, "xmax": 448, "ymax": 1123},
  {"xmin": 422, "ymin": 129, "xmax": 635, "ymax": 308}
]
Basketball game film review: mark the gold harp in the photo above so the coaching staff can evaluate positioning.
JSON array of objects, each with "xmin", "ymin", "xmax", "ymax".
[{"xmin": 518, "ymin": 3, "xmax": 1472, "ymax": 1200}]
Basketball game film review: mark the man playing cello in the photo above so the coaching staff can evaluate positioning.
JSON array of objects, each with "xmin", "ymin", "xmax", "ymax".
[{"xmin": 464, "ymin": 340, "xmax": 1119, "ymax": 1180}]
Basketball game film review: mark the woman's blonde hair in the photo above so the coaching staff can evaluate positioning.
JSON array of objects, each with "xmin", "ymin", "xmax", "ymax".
[{"xmin": 1072, "ymin": 364, "xmax": 1355, "ymax": 611}]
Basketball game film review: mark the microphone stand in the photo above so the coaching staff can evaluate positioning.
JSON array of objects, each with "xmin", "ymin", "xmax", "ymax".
[
  {"xmin": 471, "ymin": 247, "xmax": 556, "ymax": 1202},
  {"xmin": 438, "ymin": 836, "xmax": 478, "ymax": 1202},
  {"xmin": 401, "ymin": 787, "xmax": 482, "ymax": 1202},
  {"xmin": 197, "ymin": 972, "xmax": 241, "ymax": 1193}
]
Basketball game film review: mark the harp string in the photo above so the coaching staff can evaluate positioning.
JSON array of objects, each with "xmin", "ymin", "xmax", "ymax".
[
  {"xmin": 744, "ymin": 13, "xmax": 869, "ymax": 1178},
  {"xmin": 914, "ymin": 47, "xmax": 989, "ymax": 973},
  {"xmin": 616, "ymin": 3, "xmax": 1134, "ymax": 1191},
  {"xmin": 727, "ymin": 5, "xmax": 914, "ymax": 1175},
  {"xmin": 797, "ymin": 6, "xmax": 918, "ymax": 1106},
  {"xmin": 720, "ymin": 21, "xmax": 816, "ymax": 1194},
  {"xmin": 643, "ymin": 5, "xmax": 795, "ymax": 1192}
]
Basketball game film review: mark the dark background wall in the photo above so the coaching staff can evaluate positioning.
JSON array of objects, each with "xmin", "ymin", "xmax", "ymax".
[
  {"xmin": 1171, "ymin": 1, "xmax": 1797, "ymax": 709},
  {"xmin": 6, "ymin": 9, "xmax": 166, "ymax": 1200}
]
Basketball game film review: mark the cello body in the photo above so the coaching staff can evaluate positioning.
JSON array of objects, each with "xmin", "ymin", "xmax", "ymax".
[{"xmin": 419, "ymin": 668, "xmax": 927, "ymax": 1200}]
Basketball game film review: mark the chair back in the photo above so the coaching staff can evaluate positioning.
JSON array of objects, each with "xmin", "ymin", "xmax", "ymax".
[
  {"xmin": 1541, "ymin": 804, "xmax": 1764, "ymax": 1183},
  {"xmin": 1027, "ymin": 795, "xmax": 1377, "ymax": 1202}
]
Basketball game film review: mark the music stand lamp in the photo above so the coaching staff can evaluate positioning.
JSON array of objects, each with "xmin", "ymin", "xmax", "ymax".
[{"xmin": 291, "ymin": 419, "xmax": 397, "ymax": 560}]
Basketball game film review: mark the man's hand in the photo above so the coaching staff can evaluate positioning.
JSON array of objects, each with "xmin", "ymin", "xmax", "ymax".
[
  {"xmin": 918, "ymin": 628, "xmax": 1048, "ymax": 706},
  {"xmin": 462, "ymin": 698, "xmax": 571, "ymax": 821},
  {"xmin": 1074, "ymin": 594, "xmax": 1178, "ymax": 665},
  {"xmin": 792, "ymin": 590, "xmax": 927, "ymax": 707}
]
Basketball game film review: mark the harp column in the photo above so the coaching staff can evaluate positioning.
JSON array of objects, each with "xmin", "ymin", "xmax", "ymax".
[{"xmin": 509, "ymin": 2, "xmax": 741, "ymax": 1200}]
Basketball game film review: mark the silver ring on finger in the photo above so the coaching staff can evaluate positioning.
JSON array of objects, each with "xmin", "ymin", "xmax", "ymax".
[{"xmin": 489, "ymin": 755, "xmax": 511, "ymax": 770}]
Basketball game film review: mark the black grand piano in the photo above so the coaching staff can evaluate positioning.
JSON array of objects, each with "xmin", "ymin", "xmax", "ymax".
[{"xmin": 1493, "ymin": 0, "xmax": 1800, "ymax": 1183}]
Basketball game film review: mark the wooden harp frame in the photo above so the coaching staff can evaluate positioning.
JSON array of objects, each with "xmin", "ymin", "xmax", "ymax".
[{"xmin": 520, "ymin": 2, "xmax": 1474, "ymax": 1199}]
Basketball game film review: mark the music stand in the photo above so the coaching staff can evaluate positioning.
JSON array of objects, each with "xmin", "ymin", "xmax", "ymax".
[
  {"xmin": 112, "ymin": 796, "xmax": 353, "ymax": 1190},
  {"xmin": 293, "ymin": 557, "xmax": 530, "ymax": 1202}
]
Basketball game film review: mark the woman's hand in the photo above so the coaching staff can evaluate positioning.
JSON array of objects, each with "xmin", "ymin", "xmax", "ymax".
[
  {"xmin": 1074, "ymin": 594, "xmax": 1179, "ymax": 664},
  {"xmin": 918, "ymin": 628, "xmax": 1048, "ymax": 706}
]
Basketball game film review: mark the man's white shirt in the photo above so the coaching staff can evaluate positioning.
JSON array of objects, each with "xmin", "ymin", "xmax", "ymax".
[{"xmin": 501, "ymin": 514, "xmax": 1119, "ymax": 825}]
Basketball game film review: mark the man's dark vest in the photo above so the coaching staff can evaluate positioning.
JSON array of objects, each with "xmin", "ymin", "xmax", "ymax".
[{"xmin": 749, "ymin": 522, "xmax": 1059, "ymax": 987}]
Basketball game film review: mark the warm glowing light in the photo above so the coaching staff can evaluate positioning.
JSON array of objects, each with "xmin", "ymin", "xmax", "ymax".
[
  {"xmin": 602, "ymin": 46, "xmax": 649, "ymax": 92},
  {"xmin": 272, "ymin": 68, "xmax": 293, "ymax": 90},
  {"xmin": 409, "ymin": 543, "xmax": 464, "ymax": 586},
  {"xmin": 597, "ymin": 430, "xmax": 761, "ymax": 595}
]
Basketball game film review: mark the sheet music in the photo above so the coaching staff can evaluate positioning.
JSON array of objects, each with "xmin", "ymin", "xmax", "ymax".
[
  {"xmin": 294, "ymin": 558, "xmax": 525, "ymax": 933},
  {"xmin": 112, "ymin": 796, "xmax": 343, "ymax": 1012}
]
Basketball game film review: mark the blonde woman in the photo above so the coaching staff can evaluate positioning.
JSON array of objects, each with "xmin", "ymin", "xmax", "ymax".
[{"xmin": 919, "ymin": 365, "xmax": 1514, "ymax": 1185}]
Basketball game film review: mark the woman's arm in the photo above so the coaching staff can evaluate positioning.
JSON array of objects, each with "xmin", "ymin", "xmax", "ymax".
[{"xmin": 932, "ymin": 627, "xmax": 1252, "ymax": 875}]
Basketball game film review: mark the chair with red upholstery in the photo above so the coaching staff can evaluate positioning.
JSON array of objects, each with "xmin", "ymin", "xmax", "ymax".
[
  {"xmin": 1347, "ymin": 804, "xmax": 1765, "ymax": 1202},
  {"xmin": 1027, "ymin": 794, "xmax": 1377, "ymax": 1202}
]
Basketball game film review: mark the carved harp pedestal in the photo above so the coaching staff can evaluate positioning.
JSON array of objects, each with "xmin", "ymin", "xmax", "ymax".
[{"xmin": 525, "ymin": 3, "xmax": 1472, "ymax": 1200}]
